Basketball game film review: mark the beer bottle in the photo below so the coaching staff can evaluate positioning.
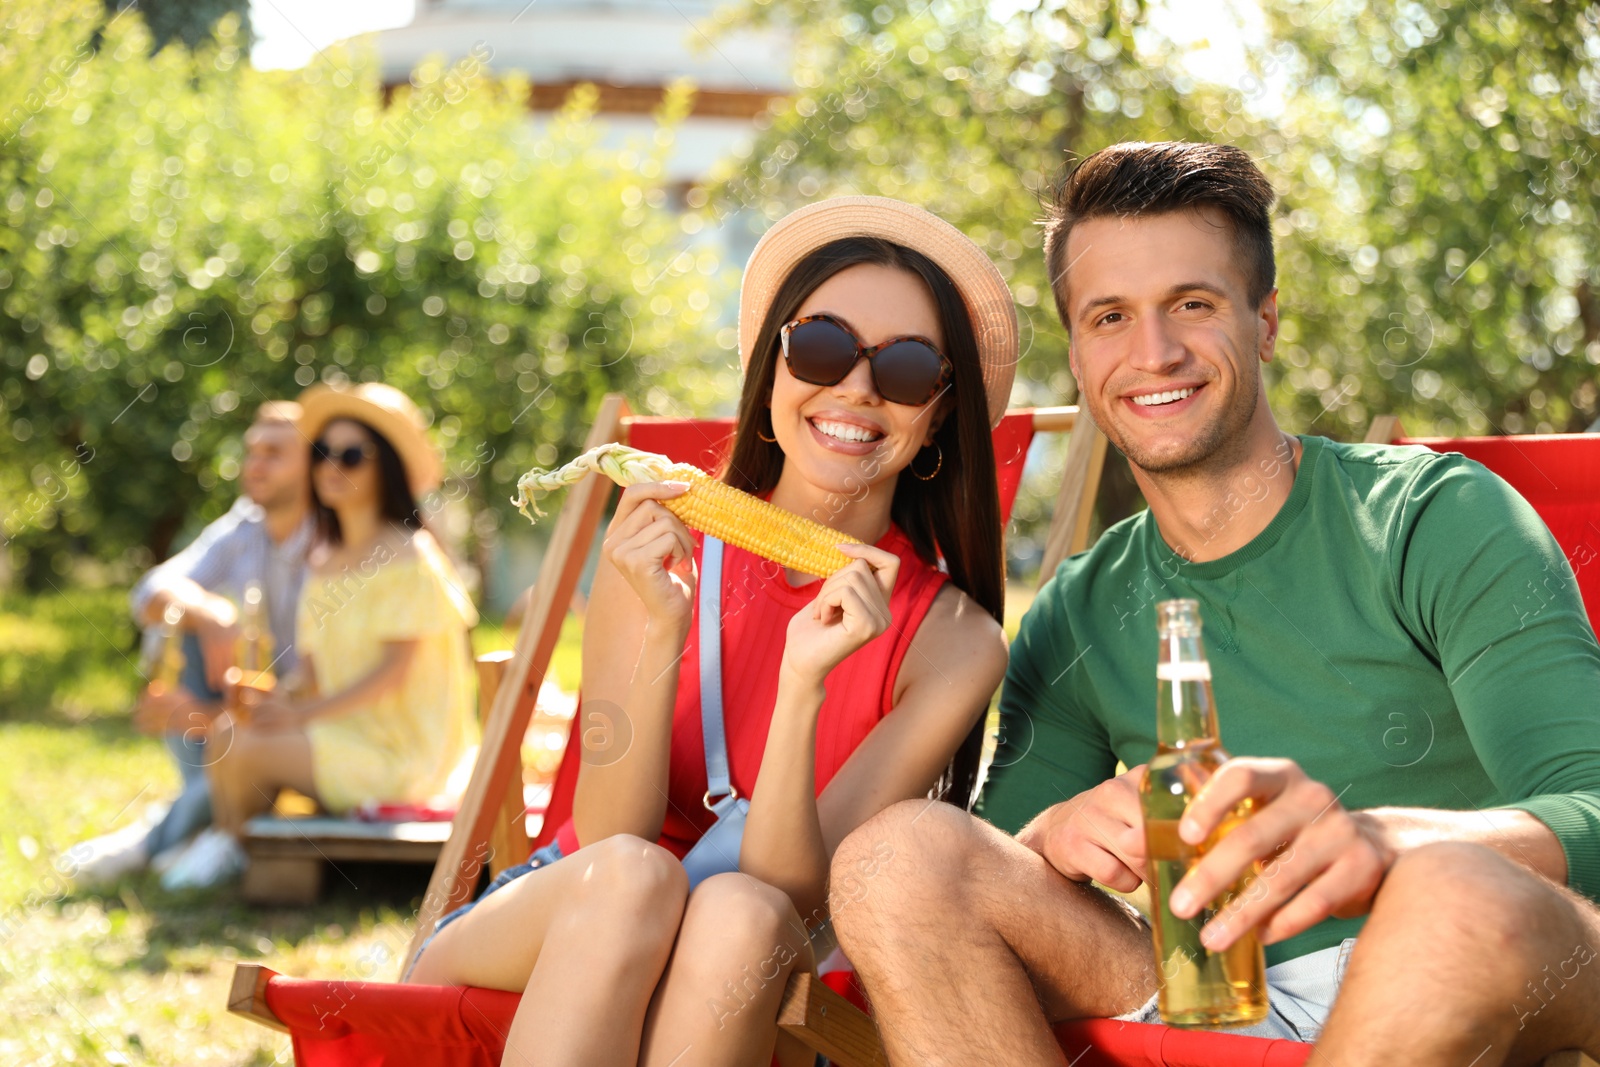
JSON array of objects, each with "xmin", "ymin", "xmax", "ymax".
[
  {"xmin": 150, "ymin": 602, "xmax": 186, "ymax": 692},
  {"xmin": 1139, "ymin": 598, "xmax": 1268, "ymax": 1027},
  {"xmin": 235, "ymin": 581, "xmax": 276, "ymax": 691}
]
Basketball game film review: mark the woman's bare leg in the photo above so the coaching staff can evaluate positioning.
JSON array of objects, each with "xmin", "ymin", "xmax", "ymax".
[
  {"xmin": 205, "ymin": 724, "xmax": 317, "ymax": 836},
  {"xmin": 409, "ymin": 834, "xmax": 689, "ymax": 1067},
  {"xmin": 639, "ymin": 873, "xmax": 814, "ymax": 1067}
]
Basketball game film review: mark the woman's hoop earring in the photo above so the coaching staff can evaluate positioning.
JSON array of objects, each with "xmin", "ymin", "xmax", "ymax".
[
  {"xmin": 911, "ymin": 442, "xmax": 943, "ymax": 481},
  {"xmin": 755, "ymin": 410, "xmax": 777, "ymax": 443}
]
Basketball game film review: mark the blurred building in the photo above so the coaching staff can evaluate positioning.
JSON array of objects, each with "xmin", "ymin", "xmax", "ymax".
[
  {"xmin": 370, "ymin": 0, "xmax": 791, "ymax": 186},
  {"xmin": 369, "ymin": 0, "xmax": 793, "ymax": 614}
]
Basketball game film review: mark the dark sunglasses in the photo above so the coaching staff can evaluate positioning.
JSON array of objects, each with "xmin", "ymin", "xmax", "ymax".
[
  {"xmin": 311, "ymin": 440, "xmax": 376, "ymax": 470},
  {"xmin": 779, "ymin": 314, "xmax": 952, "ymax": 407}
]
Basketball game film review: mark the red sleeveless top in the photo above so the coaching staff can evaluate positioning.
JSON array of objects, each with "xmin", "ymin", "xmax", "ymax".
[{"xmin": 555, "ymin": 523, "xmax": 949, "ymax": 857}]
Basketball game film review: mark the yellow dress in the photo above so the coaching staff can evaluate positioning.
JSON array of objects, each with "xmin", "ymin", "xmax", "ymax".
[{"xmin": 296, "ymin": 534, "xmax": 480, "ymax": 814}]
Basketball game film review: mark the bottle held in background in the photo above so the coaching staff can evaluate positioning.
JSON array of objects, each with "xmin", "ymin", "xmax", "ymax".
[
  {"xmin": 226, "ymin": 581, "xmax": 276, "ymax": 724},
  {"xmin": 1139, "ymin": 598, "xmax": 1268, "ymax": 1028},
  {"xmin": 148, "ymin": 602, "xmax": 186, "ymax": 692}
]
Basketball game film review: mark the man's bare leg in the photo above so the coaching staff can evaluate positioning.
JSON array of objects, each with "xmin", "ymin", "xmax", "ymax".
[
  {"xmin": 832, "ymin": 800, "xmax": 1155, "ymax": 1066},
  {"xmin": 1315, "ymin": 842, "xmax": 1600, "ymax": 1067}
]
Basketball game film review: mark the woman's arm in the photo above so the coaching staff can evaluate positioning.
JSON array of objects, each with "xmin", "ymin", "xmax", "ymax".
[
  {"xmin": 739, "ymin": 555, "xmax": 1008, "ymax": 919},
  {"xmin": 251, "ymin": 641, "xmax": 417, "ymax": 731},
  {"xmin": 570, "ymin": 483, "xmax": 697, "ymax": 846}
]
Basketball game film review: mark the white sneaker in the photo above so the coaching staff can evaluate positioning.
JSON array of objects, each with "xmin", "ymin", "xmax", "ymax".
[
  {"xmin": 149, "ymin": 841, "xmax": 189, "ymax": 876},
  {"xmin": 160, "ymin": 828, "xmax": 247, "ymax": 891},
  {"xmin": 66, "ymin": 823, "xmax": 151, "ymax": 886}
]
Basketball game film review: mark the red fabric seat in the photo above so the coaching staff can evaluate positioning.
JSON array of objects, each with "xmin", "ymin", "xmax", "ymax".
[
  {"xmin": 264, "ymin": 975, "xmax": 519, "ymax": 1067},
  {"xmin": 1052, "ymin": 1020, "xmax": 1313, "ymax": 1066}
]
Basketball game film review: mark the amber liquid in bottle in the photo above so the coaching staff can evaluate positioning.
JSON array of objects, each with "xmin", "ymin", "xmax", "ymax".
[
  {"xmin": 1138, "ymin": 599, "xmax": 1268, "ymax": 1028},
  {"xmin": 149, "ymin": 602, "xmax": 186, "ymax": 692},
  {"xmin": 227, "ymin": 582, "xmax": 276, "ymax": 724}
]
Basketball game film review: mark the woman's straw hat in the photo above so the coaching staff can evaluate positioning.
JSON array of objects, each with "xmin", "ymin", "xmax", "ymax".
[
  {"xmin": 738, "ymin": 196, "xmax": 1019, "ymax": 427},
  {"xmin": 297, "ymin": 382, "xmax": 443, "ymax": 496}
]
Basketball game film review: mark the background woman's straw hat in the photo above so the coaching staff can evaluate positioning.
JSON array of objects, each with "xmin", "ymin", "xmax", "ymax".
[
  {"xmin": 297, "ymin": 382, "xmax": 443, "ymax": 496},
  {"xmin": 738, "ymin": 196, "xmax": 1019, "ymax": 427}
]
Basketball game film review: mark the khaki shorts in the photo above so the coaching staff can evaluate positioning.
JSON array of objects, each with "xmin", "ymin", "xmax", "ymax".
[{"xmin": 1115, "ymin": 939, "xmax": 1358, "ymax": 1042}]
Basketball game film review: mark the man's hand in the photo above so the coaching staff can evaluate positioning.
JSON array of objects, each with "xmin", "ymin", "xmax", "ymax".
[
  {"xmin": 135, "ymin": 684, "xmax": 219, "ymax": 736},
  {"xmin": 1018, "ymin": 765, "xmax": 1149, "ymax": 892},
  {"xmin": 1171, "ymin": 757, "xmax": 1393, "ymax": 951},
  {"xmin": 194, "ymin": 609, "xmax": 240, "ymax": 692}
]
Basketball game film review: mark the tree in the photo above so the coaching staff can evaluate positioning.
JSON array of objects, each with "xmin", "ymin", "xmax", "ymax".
[
  {"xmin": 1256, "ymin": 0, "xmax": 1600, "ymax": 435},
  {"xmin": 102, "ymin": 0, "xmax": 253, "ymax": 53},
  {"xmin": 0, "ymin": 1, "xmax": 721, "ymax": 587},
  {"xmin": 719, "ymin": 0, "xmax": 1600, "ymax": 436}
]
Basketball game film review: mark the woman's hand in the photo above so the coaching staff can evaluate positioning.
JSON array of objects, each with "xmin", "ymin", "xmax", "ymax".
[
  {"xmin": 781, "ymin": 543, "xmax": 901, "ymax": 686},
  {"xmin": 601, "ymin": 482, "xmax": 697, "ymax": 628},
  {"xmin": 249, "ymin": 696, "xmax": 308, "ymax": 733}
]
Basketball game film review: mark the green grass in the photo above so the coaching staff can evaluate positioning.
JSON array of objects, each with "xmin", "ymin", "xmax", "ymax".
[
  {"xmin": 0, "ymin": 587, "xmax": 581, "ymax": 1065},
  {"xmin": 0, "ymin": 581, "xmax": 1025, "ymax": 1063}
]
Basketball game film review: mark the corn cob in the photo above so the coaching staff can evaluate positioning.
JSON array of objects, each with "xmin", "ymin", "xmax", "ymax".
[{"xmin": 513, "ymin": 442, "xmax": 861, "ymax": 578}]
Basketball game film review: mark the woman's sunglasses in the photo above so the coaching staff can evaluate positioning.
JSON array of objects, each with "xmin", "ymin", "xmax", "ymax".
[
  {"xmin": 311, "ymin": 440, "xmax": 376, "ymax": 470},
  {"xmin": 779, "ymin": 314, "xmax": 952, "ymax": 407}
]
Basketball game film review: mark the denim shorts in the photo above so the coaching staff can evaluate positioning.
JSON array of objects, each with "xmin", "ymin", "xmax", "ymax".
[
  {"xmin": 1115, "ymin": 938, "xmax": 1358, "ymax": 1041},
  {"xmin": 404, "ymin": 840, "xmax": 565, "ymax": 981}
]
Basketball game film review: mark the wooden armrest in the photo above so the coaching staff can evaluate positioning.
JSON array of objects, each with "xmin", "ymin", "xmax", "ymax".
[
  {"xmin": 228, "ymin": 963, "xmax": 288, "ymax": 1033},
  {"xmin": 777, "ymin": 972, "xmax": 886, "ymax": 1067}
]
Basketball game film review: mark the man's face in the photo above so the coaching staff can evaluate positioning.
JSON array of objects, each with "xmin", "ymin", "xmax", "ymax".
[
  {"xmin": 1061, "ymin": 208, "xmax": 1278, "ymax": 474},
  {"xmin": 240, "ymin": 421, "xmax": 309, "ymax": 510}
]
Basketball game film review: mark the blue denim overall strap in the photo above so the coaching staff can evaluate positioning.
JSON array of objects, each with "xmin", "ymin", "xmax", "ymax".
[
  {"xmin": 680, "ymin": 536, "xmax": 749, "ymax": 889},
  {"xmin": 699, "ymin": 535, "xmax": 733, "ymax": 802}
]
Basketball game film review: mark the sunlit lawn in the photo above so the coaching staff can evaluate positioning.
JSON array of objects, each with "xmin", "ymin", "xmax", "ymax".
[
  {"xmin": 0, "ymin": 587, "xmax": 545, "ymax": 1066},
  {"xmin": 0, "ymin": 580, "xmax": 1028, "ymax": 1064}
]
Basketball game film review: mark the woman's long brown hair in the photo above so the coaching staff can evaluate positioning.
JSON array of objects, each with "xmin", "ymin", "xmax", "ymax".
[{"xmin": 721, "ymin": 237, "xmax": 1004, "ymax": 812}]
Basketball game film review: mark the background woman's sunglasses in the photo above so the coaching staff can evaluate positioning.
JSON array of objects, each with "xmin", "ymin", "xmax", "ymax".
[
  {"xmin": 311, "ymin": 440, "xmax": 376, "ymax": 470},
  {"xmin": 780, "ymin": 314, "xmax": 952, "ymax": 407}
]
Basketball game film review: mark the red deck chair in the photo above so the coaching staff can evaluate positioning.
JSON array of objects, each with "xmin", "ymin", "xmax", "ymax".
[
  {"xmin": 229, "ymin": 393, "xmax": 1110, "ymax": 1065},
  {"xmin": 230, "ymin": 407, "xmax": 1600, "ymax": 1066}
]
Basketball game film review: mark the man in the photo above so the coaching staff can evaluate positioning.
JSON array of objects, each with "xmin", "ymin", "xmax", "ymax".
[
  {"xmin": 70, "ymin": 400, "xmax": 313, "ymax": 886},
  {"xmin": 829, "ymin": 142, "xmax": 1600, "ymax": 1065}
]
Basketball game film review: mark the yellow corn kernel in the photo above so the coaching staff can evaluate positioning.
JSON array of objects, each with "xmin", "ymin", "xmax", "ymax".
[{"xmin": 514, "ymin": 443, "xmax": 860, "ymax": 577}]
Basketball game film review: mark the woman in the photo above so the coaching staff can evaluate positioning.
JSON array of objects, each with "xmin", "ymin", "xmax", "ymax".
[
  {"xmin": 162, "ymin": 382, "xmax": 479, "ymax": 890},
  {"xmin": 408, "ymin": 196, "xmax": 1014, "ymax": 1067}
]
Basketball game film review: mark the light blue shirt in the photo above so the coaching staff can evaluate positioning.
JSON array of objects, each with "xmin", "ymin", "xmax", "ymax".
[{"xmin": 131, "ymin": 497, "xmax": 313, "ymax": 673}]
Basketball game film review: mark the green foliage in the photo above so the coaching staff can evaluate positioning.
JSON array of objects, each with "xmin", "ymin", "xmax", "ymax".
[
  {"xmin": 102, "ymin": 0, "xmax": 253, "ymax": 53},
  {"xmin": 1260, "ymin": 0, "xmax": 1600, "ymax": 436},
  {"xmin": 0, "ymin": 1, "xmax": 724, "ymax": 584},
  {"xmin": 718, "ymin": 0, "xmax": 1600, "ymax": 442}
]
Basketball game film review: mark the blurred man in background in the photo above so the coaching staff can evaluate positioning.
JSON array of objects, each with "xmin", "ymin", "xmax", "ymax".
[{"xmin": 70, "ymin": 400, "xmax": 312, "ymax": 886}]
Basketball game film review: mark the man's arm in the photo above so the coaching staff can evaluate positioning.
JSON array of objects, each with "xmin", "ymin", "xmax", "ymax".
[
  {"xmin": 130, "ymin": 497, "xmax": 251, "ymax": 621},
  {"xmin": 1170, "ymin": 458, "xmax": 1600, "ymax": 950},
  {"xmin": 977, "ymin": 573, "xmax": 1137, "ymax": 881},
  {"xmin": 130, "ymin": 499, "xmax": 253, "ymax": 688}
]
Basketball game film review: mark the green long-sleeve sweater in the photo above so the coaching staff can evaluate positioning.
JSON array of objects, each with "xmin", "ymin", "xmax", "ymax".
[{"xmin": 980, "ymin": 435, "xmax": 1600, "ymax": 966}]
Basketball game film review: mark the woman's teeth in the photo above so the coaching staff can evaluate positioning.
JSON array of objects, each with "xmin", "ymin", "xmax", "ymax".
[
  {"xmin": 1132, "ymin": 387, "xmax": 1197, "ymax": 407},
  {"xmin": 812, "ymin": 418, "xmax": 883, "ymax": 443}
]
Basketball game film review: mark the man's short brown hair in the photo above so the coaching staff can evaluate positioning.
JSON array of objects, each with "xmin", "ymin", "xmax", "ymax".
[
  {"xmin": 1043, "ymin": 141, "xmax": 1277, "ymax": 328},
  {"xmin": 252, "ymin": 400, "xmax": 303, "ymax": 429}
]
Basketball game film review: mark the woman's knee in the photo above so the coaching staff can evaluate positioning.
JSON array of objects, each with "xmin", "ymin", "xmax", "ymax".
[
  {"xmin": 568, "ymin": 834, "xmax": 689, "ymax": 925},
  {"xmin": 686, "ymin": 874, "xmax": 803, "ymax": 956}
]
